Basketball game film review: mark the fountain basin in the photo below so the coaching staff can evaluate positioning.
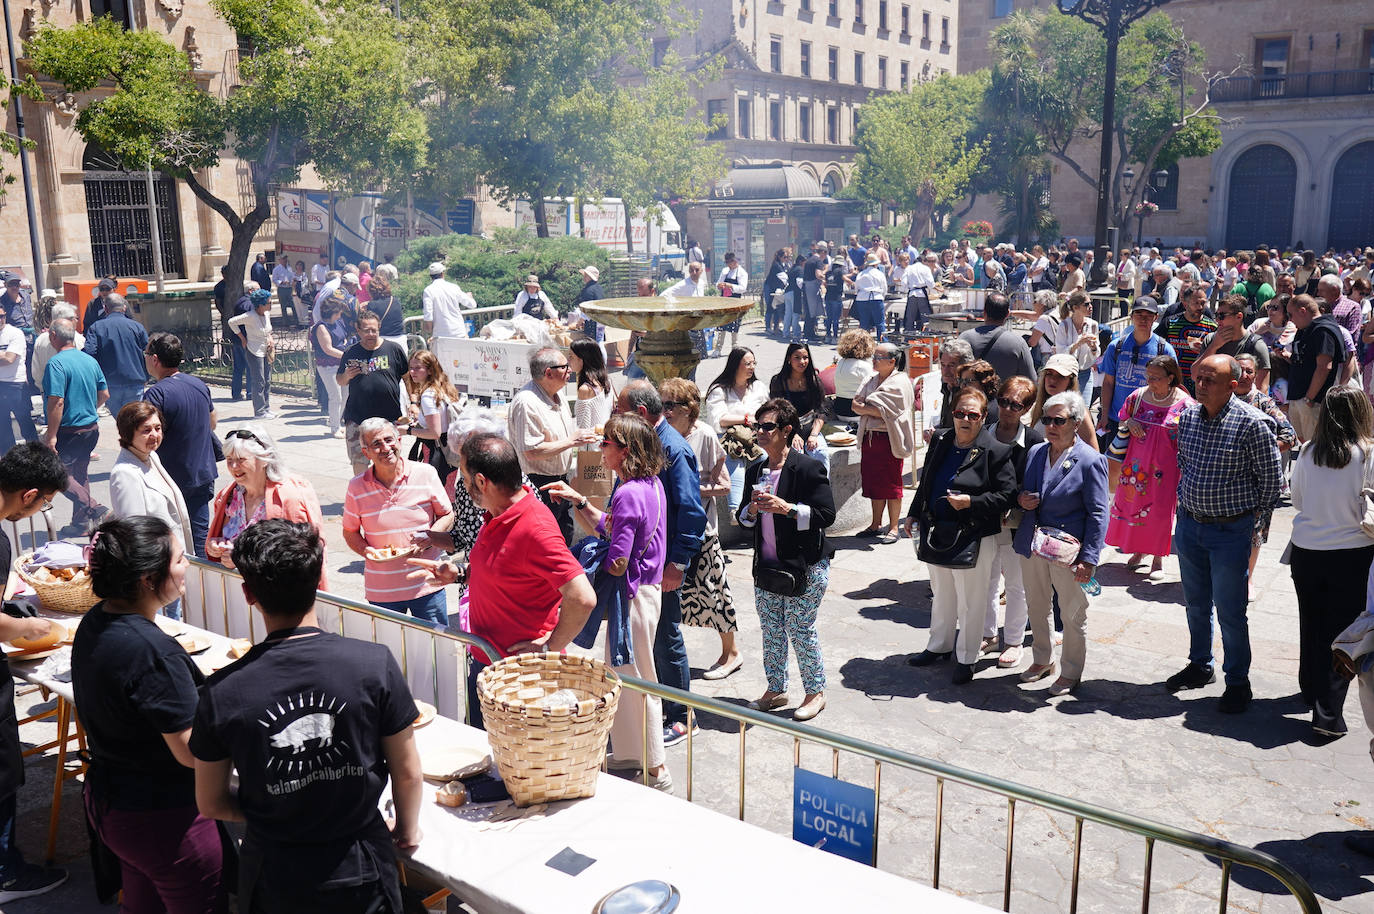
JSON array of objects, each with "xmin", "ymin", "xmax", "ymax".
[{"xmin": 580, "ymin": 296, "xmax": 754, "ymax": 333}]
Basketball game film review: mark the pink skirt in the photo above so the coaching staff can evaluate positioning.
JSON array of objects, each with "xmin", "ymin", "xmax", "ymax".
[{"xmin": 861, "ymin": 430, "xmax": 904, "ymax": 499}]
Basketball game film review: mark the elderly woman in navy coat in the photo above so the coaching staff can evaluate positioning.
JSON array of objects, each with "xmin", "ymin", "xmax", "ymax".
[{"xmin": 1014, "ymin": 391, "xmax": 1109, "ymax": 697}]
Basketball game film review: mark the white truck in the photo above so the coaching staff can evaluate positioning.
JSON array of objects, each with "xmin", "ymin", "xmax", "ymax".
[{"xmin": 519, "ymin": 198, "xmax": 686, "ymax": 279}]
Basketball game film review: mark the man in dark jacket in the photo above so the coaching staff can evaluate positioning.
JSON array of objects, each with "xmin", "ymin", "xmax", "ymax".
[
  {"xmin": 250, "ymin": 251, "xmax": 273, "ymax": 293},
  {"xmin": 83, "ymin": 278, "xmax": 115, "ymax": 332},
  {"xmin": 83, "ymin": 294, "xmax": 148, "ymax": 411}
]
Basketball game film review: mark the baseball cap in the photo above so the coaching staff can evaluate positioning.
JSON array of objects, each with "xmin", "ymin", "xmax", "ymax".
[
  {"xmin": 428, "ymin": 262, "xmax": 445, "ymax": 276},
  {"xmin": 1131, "ymin": 296, "xmax": 1160, "ymax": 315},
  {"xmin": 341, "ymin": 272, "xmax": 360, "ymax": 286},
  {"xmin": 1043, "ymin": 354, "xmax": 1079, "ymax": 377}
]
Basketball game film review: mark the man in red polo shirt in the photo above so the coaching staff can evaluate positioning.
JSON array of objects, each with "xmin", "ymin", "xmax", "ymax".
[{"xmin": 409, "ymin": 432, "xmax": 594, "ymax": 728}]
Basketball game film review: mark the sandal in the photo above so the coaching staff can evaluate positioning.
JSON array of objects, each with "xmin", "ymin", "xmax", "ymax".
[{"xmin": 876, "ymin": 532, "xmax": 899, "ymax": 545}]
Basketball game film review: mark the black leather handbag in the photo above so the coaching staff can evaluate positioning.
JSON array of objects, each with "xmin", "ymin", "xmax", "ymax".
[
  {"xmin": 915, "ymin": 515, "xmax": 981, "ymax": 569},
  {"xmin": 753, "ymin": 555, "xmax": 808, "ymax": 597}
]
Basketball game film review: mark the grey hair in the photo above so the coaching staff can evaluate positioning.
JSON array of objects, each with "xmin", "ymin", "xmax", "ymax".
[
  {"xmin": 49, "ymin": 303, "xmax": 77, "ymax": 322},
  {"xmin": 1043, "ymin": 391, "xmax": 1087, "ymax": 423},
  {"xmin": 104, "ymin": 293, "xmax": 128, "ymax": 312},
  {"xmin": 622, "ymin": 379, "xmax": 663, "ymax": 418},
  {"xmin": 375, "ymin": 263, "xmax": 399, "ymax": 282},
  {"xmin": 358, "ymin": 417, "xmax": 398, "ymax": 444},
  {"xmin": 244, "ymin": 281, "xmax": 260, "ymax": 293},
  {"xmin": 1032, "ymin": 289, "xmax": 1058, "ymax": 311},
  {"xmin": 1317, "ymin": 274, "xmax": 1343, "ymax": 294},
  {"xmin": 222, "ymin": 423, "xmax": 285, "ymax": 482},
  {"xmin": 49, "ymin": 318, "xmax": 75, "ymax": 346},
  {"xmin": 449, "ymin": 405, "xmax": 506, "ymax": 446},
  {"xmin": 942, "ymin": 338, "xmax": 975, "ymax": 366},
  {"xmin": 529, "ymin": 347, "xmax": 564, "ymax": 376}
]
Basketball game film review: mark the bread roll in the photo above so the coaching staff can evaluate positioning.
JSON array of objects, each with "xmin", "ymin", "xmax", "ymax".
[
  {"xmin": 10, "ymin": 622, "xmax": 61, "ymax": 653},
  {"xmin": 435, "ymin": 780, "xmax": 468, "ymax": 808}
]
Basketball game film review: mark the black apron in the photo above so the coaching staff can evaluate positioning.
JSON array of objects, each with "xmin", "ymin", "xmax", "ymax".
[{"xmin": 0, "ymin": 656, "xmax": 21, "ymax": 800}]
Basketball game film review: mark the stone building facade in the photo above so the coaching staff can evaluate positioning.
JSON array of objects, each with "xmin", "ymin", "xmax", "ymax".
[
  {"xmin": 957, "ymin": 0, "xmax": 1374, "ymax": 252},
  {"xmin": 666, "ymin": 0, "xmax": 960, "ymax": 272},
  {"xmin": 0, "ymin": 0, "xmax": 263, "ymax": 288}
]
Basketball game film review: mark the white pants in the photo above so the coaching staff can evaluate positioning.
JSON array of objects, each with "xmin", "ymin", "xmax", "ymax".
[
  {"xmin": 983, "ymin": 530, "xmax": 1028, "ymax": 646},
  {"xmin": 609, "ymin": 583, "xmax": 665, "ymax": 770},
  {"xmin": 316, "ymin": 365, "xmax": 343, "ymax": 433},
  {"xmin": 926, "ymin": 534, "xmax": 999, "ymax": 664}
]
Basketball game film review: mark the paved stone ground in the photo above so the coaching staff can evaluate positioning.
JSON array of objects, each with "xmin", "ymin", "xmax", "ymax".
[{"xmin": 11, "ymin": 320, "xmax": 1373, "ymax": 912}]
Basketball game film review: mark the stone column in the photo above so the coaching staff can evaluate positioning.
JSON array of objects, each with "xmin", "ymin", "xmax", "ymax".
[{"xmin": 32, "ymin": 96, "xmax": 80, "ymax": 287}]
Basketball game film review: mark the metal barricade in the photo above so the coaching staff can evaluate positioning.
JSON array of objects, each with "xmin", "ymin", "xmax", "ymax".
[
  {"xmin": 403, "ymin": 305, "xmax": 516, "ymax": 354},
  {"xmin": 179, "ymin": 558, "xmax": 1321, "ymax": 914}
]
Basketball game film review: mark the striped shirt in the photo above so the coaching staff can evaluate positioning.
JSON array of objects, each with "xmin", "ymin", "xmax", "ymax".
[
  {"xmin": 344, "ymin": 460, "xmax": 452, "ymax": 603},
  {"xmin": 1176, "ymin": 396, "xmax": 1282, "ymax": 519}
]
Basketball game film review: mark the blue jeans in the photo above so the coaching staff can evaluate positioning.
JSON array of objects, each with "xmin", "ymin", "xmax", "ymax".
[
  {"xmin": 783, "ymin": 291, "xmax": 800, "ymax": 339},
  {"xmin": 1174, "ymin": 509, "xmax": 1253, "ymax": 684},
  {"xmin": 857, "ymin": 299, "xmax": 885, "ymax": 337},
  {"xmin": 726, "ymin": 456, "xmax": 748, "ymax": 513},
  {"xmin": 184, "ymin": 482, "xmax": 214, "ymax": 559},
  {"xmin": 375, "ymin": 589, "xmax": 449, "ymax": 626},
  {"xmin": 654, "ymin": 587, "xmax": 691, "ymax": 726},
  {"xmin": 230, "ymin": 337, "xmax": 247, "ymax": 399},
  {"xmin": 0, "ymin": 381, "xmax": 36, "ymax": 453},
  {"xmin": 824, "ymin": 297, "xmax": 843, "ymax": 338},
  {"xmin": 107, "ymin": 384, "xmax": 144, "ymax": 415}
]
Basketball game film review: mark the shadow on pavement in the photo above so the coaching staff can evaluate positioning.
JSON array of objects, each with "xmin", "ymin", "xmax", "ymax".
[
  {"xmin": 1215, "ymin": 830, "xmax": 1374, "ymax": 901},
  {"xmin": 1179, "ymin": 693, "xmax": 1311, "ymax": 749}
]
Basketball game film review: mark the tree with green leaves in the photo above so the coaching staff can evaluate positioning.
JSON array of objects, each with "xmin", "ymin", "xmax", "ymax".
[
  {"xmin": 26, "ymin": 0, "xmax": 427, "ymax": 301},
  {"xmin": 847, "ymin": 72, "xmax": 988, "ymax": 244},
  {"xmin": 985, "ymin": 9, "xmax": 1230, "ymax": 242}
]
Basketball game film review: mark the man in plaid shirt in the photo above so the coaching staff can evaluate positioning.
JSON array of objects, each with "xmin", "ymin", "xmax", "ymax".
[{"xmin": 1168, "ymin": 354, "xmax": 1282, "ymax": 714}]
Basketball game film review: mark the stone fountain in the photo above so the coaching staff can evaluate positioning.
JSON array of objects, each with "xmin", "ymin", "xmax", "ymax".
[{"xmin": 579, "ymin": 295, "xmax": 755, "ymax": 383}]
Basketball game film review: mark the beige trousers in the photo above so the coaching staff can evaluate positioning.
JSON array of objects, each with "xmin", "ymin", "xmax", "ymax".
[
  {"xmin": 609, "ymin": 582, "xmax": 665, "ymax": 770},
  {"xmin": 1020, "ymin": 554, "xmax": 1091, "ymax": 682}
]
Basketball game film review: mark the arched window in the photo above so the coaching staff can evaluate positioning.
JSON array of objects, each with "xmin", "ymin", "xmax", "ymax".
[
  {"xmin": 1225, "ymin": 144, "xmax": 1296, "ymax": 251},
  {"xmin": 1328, "ymin": 141, "xmax": 1374, "ymax": 251},
  {"xmin": 83, "ymin": 145, "xmax": 185, "ymax": 279},
  {"xmin": 821, "ymin": 171, "xmax": 842, "ymax": 197}
]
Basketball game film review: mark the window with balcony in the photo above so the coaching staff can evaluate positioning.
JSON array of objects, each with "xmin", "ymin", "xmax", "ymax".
[
  {"xmin": 900, "ymin": 5, "xmax": 910, "ymax": 36},
  {"xmin": 770, "ymin": 37, "xmax": 783, "ymax": 72},
  {"xmin": 737, "ymin": 97, "xmax": 752, "ymax": 138},
  {"xmin": 1255, "ymin": 37, "xmax": 1290, "ymax": 97},
  {"xmin": 878, "ymin": 0, "xmax": 888, "ymax": 31},
  {"xmin": 921, "ymin": 11, "xmax": 930, "ymax": 43},
  {"xmin": 800, "ymin": 41, "xmax": 812, "ymax": 77},
  {"xmin": 941, "ymin": 17, "xmax": 949, "ymax": 49},
  {"xmin": 706, "ymin": 99, "xmax": 728, "ymax": 140},
  {"xmin": 828, "ymin": 0, "xmax": 838, "ymax": 18},
  {"xmin": 799, "ymin": 102, "xmax": 813, "ymax": 142},
  {"xmin": 828, "ymin": 46, "xmax": 839, "ymax": 80},
  {"xmin": 878, "ymin": 56, "xmax": 888, "ymax": 88},
  {"xmin": 854, "ymin": 51, "xmax": 864, "ymax": 85},
  {"xmin": 900, "ymin": 60, "xmax": 909, "ymax": 89},
  {"xmin": 827, "ymin": 107, "xmax": 840, "ymax": 144},
  {"xmin": 854, "ymin": 0, "xmax": 863, "ymax": 24}
]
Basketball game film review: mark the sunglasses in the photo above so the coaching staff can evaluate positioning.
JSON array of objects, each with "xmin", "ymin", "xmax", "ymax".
[
  {"xmin": 661, "ymin": 400, "xmax": 686, "ymax": 410},
  {"xmin": 547, "ymin": 364, "xmax": 570, "ymax": 373},
  {"xmin": 755, "ymin": 421, "xmax": 781, "ymax": 432},
  {"xmin": 1041, "ymin": 416, "xmax": 1072, "ymax": 427},
  {"xmin": 996, "ymin": 398, "xmax": 1028, "ymax": 410},
  {"xmin": 951, "ymin": 410, "xmax": 983, "ymax": 421},
  {"xmin": 225, "ymin": 429, "xmax": 267, "ymax": 447},
  {"xmin": 873, "ymin": 353, "xmax": 896, "ymax": 361}
]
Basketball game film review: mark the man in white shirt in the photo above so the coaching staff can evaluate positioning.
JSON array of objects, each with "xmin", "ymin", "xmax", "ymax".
[
  {"xmin": 710, "ymin": 252, "xmax": 748, "ymax": 357},
  {"xmin": 422, "ymin": 262, "xmax": 476, "ymax": 342},
  {"xmin": 902, "ymin": 253, "xmax": 937, "ymax": 335},
  {"xmin": 852, "ymin": 254, "xmax": 888, "ymax": 339},
  {"xmin": 0, "ymin": 309, "xmax": 35, "ymax": 454},
  {"xmin": 229, "ymin": 289, "xmax": 276, "ymax": 420},
  {"xmin": 271, "ymin": 257, "xmax": 298, "ymax": 326},
  {"xmin": 310, "ymin": 252, "xmax": 330, "ymax": 289},
  {"xmin": 507, "ymin": 347, "xmax": 594, "ymax": 544}
]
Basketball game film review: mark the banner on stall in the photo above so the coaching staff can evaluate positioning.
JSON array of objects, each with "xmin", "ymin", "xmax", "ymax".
[
  {"xmin": 792, "ymin": 767, "xmax": 876, "ymax": 865},
  {"xmin": 433, "ymin": 337, "xmax": 535, "ymax": 400}
]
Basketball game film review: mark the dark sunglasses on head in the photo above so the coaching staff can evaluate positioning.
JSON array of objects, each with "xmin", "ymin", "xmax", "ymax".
[
  {"xmin": 225, "ymin": 428, "xmax": 267, "ymax": 446},
  {"xmin": 1041, "ymin": 416, "xmax": 1072, "ymax": 427},
  {"xmin": 951, "ymin": 409, "xmax": 982, "ymax": 421},
  {"xmin": 755, "ymin": 421, "xmax": 781, "ymax": 432},
  {"xmin": 996, "ymin": 398, "xmax": 1028, "ymax": 410}
]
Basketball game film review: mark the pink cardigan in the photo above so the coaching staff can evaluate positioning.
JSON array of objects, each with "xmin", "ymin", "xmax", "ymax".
[{"xmin": 206, "ymin": 474, "xmax": 329, "ymax": 589}]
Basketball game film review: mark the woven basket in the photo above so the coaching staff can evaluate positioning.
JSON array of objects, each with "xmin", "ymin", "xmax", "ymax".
[
  {"xmin": 15, "ymin": 556, "xmax": 97, "ymax": 615},
  {"xmin": 477, "ymin": 652, "xmax": 621, "ymax": 807}
]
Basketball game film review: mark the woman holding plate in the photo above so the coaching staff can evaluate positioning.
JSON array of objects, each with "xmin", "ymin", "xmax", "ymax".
[{"xmin": 851, "ymin": 341, "xmax": 915, "ymax": 543}]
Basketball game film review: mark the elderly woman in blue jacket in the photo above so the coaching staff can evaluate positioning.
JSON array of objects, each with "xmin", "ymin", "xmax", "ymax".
[{"xmin": 1013, "ymin": 391, "xmax": 1109, "ymax": 697}]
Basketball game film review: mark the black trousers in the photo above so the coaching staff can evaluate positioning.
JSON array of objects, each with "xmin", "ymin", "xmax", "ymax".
[
  {"xmin": 527, "ymin": 472, "xmax": 574, "ymax": 546},
  {"xmin": 1290, "ymin": 542, "xmax": 1374, "ymax": 731},
  {"xmin": 903, "ymin": 293, "xmax": 931, "ymax": 335}
]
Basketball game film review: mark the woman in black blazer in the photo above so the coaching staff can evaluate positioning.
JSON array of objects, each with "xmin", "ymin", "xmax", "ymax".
[
  {"xmin": 982, "ymin": 376, "xmax": 1045, "ymax": 669},
  {"xmin": 738, "ymin": 397, "xmax": 836, "ymax": 721},
  {"xmin": 902, "ymin": 387, "xmax": 1017, "ymax": 684}
]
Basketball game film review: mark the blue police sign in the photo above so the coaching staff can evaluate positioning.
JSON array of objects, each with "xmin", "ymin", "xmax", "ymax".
[{"xmin": 792, "ymin": 767, "xmax": 877, "ymax": 865}]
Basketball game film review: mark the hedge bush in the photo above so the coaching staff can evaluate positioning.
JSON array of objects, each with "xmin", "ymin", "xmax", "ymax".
[{"xmin": 391, "ymin": 228, "xmax": 612, "ymax": 316}]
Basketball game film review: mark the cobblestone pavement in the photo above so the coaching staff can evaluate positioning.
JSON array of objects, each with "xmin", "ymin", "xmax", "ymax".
[{"xmin": 13, "ymin": 320, "xmax": 1372, "ymax": 912}]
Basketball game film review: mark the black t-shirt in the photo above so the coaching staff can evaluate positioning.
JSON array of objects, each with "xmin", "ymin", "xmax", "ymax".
[
  {"xmin": 72, "ymin": 605, "xmax": 203, "ymax": 809},
  {"xmin": 805, "ymin": 254, "xmax": 824, "ymax": 285},
  {"xmin": 825, "ymin": 262, "xmax": 846, "ymax": 300},
  {"xmin": 338, "ymin": 340, "xmax": 408, "ymax": 425},
  {"xmin": 190, "ymin": 631, "xmax": 415, "ymax": 887},
  {"xmin": 0, "ymin": 528, "xmax": 18, "ymax": 801},
  {"xmin": 1289, "ymin": 316, "xmax": 1346, "ymax": 401}
]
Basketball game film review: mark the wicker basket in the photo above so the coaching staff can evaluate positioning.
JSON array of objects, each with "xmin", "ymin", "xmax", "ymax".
[
  {"xmin": 15, "ymin": 556, "xmax": 98, "ymax": 615},
  {"xmin": 477, "ymin": 652, "xmax": 621, "ymax": 807}
]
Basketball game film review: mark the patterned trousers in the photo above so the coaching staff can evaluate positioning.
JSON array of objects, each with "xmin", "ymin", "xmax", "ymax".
[{"xmin": 754, "ymin": 558, "xmax": 830, "ymax": 694}]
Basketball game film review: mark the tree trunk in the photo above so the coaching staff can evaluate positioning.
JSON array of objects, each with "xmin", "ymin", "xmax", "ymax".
[
  {"xmin": 223, "ymin": 201, "xmax": 272, "ymax": 310},
  {"xmin": 533, "ymin": 196, "xmax": 550, "ymax": 238}
]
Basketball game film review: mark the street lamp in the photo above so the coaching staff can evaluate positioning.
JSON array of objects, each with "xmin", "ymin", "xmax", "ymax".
[{"xmin": 1056, "ymin": 0, "xmax": 1172, "ymax": 290}]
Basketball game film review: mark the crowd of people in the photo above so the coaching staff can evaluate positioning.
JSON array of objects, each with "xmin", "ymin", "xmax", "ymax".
[{"xmin": 3, "ymin": 236, "xmax": 1374, "ymax": 904}]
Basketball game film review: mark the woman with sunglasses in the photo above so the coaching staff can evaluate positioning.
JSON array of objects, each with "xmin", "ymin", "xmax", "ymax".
[
  {"xmin": 981, "ymin": 376, "xmax": 1044, "ymax": 668},
  {"xmin": 957, "ymin": 360, "xmax": 1002, "ymax": 428},
  {"xmin": 851, "ymin": 342, "xmax": 914, "ymax": 543},
  {"xmin": 1014, "ymin": 391, "xmax": 1109, "ymax": 697},
  {"xmin": 1103, "ymin": 355, "xmax": 1193, "ymax": 581},
  {"xmin": 904, "ymin": 387, "xmax": 1017, "ymax": 684},
  {"xmin": 73, "ymin": 516, "xmax": 225, "ymax": 913},
  {"xmin": 206, "ymin": 425, "xmax": 327, "ymax": 586},
  {"xmin": 543, "ymin": 413, "xmax": 671, "ymax": 789},
  {"xmin": 738, "ymin": 398, "xmax": 836, "ymax": 721}
]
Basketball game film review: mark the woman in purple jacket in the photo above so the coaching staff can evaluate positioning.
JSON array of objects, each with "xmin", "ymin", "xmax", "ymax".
[{"xmin": 545, "ymin": 413, "xmax": 671, "ymax": 790}]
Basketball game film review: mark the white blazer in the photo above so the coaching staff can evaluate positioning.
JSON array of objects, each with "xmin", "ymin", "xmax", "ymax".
[{"xmin": 109, "ymin": 449, "xmax": 193, "ymax": 549}]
